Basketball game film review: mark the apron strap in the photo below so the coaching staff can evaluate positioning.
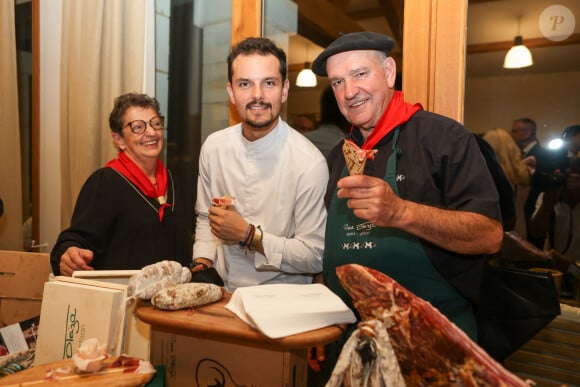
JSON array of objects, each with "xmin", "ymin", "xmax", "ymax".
[{"xmin": 385, "ymin": 127, "xmax": 401, "ymax": 195}]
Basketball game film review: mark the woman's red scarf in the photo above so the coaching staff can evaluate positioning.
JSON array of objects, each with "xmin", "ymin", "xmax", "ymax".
[
  {"xmin": 352, "ymin": 91, "xmax": 423, "ymax": 153},
  {"xmin": 106, "ymin": 151, "xmax": 171, "ymax": 222}
]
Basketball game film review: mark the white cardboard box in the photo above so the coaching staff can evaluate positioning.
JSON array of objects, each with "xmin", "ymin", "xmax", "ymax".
[
  {"xmin": 72, "ymin": 270, "xmax": 151, "ymax": 361},
  {"xmin": 151, "ymin": 329, "xmax": 307, "ymax": 387},
  {"xmin": 34, "ymin": 277, "xmax": 128, "ymax": 365}
]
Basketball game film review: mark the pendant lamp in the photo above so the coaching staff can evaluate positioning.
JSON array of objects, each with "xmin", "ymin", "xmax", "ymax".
[
  {"xmin": 296, "ymin": 41, "xmax": 317, "ymax": 87},
  {"xmin": 503, "ymin": 17, "xmax": 533, "ymax": 69},
  {"xmin": 296, "ymin": 62, "xmax": 317, "ymax": 87}
]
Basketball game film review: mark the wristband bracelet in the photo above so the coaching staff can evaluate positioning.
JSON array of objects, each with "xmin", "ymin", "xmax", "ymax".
[
  {"xmin": 248, "ymin": 225, "xmax": 262, "ymax": 252},
  {"xmin": 240, "ymin": 223, "xmax": 255, "ymax": 248}
]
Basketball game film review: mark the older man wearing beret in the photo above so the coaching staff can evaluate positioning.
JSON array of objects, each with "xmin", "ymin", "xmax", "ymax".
[{"xmin": 307, "ymin": 31, "xmax": 503, "ymax": 383}]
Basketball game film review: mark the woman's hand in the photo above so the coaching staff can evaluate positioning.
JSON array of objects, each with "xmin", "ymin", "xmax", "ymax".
[{"xmin": 59, "ymin": 246, "xmax": 94, "ymax": 276}]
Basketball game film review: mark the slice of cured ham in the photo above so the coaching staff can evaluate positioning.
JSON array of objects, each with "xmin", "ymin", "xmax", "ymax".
[
  {"xmin": 212, "ymin": 194, "xmax": 236, "ymax": 208},
  {"xmin": 335, "ymin": 263, "xmax": 531, "ymax": 386},
  {"xmin": 342, "ymin": 140, "xmax": 377, "ymax": 175}
]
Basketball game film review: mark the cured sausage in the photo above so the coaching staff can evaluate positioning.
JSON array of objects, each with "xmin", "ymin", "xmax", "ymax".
[
  {"xmin": 151, "ymin": 283, "xmax": 224, "ymax": 310},
  {"xmin": 127, "ymin": 260, "xmax": 192, "ymax": 300}
]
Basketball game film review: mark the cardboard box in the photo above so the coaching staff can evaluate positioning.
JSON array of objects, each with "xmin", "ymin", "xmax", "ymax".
[
  {"xmin": 72, "ymin": 270, "xmax": 151, "ymax": 361},
  {"xmin": 151, "ymin": 329, "xmax": 307, "ymax": 387},
  {"xmin": 0, "ymin": 250, "xmax": 52, "ymax": 327},
  {"xmin": 34, "ymin": 277, "xmax": 128, "ymax": 365}
]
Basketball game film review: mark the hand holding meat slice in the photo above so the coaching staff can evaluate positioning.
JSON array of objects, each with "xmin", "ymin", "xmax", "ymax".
[
  {"xmin": 212, "ymin": 194, "xmax": 236, "ymax": 208},
  {"xmin": 335, "ymin": 264, "xmax": 531, "ymax": 386},
  {"xmin": 342, "ymin": 140, "xmax": 377, "ymax": 175}
]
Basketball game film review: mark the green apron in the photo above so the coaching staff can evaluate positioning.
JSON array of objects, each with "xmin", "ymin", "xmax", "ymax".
[{"xmin": 323, "ymin": 128, "xmax": 477, "ymax": 340}]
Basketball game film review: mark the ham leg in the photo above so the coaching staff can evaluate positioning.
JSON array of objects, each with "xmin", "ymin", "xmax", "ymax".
[{"xmin": 335, "ymin": 264, "xmax": 531, "ymax": 386}]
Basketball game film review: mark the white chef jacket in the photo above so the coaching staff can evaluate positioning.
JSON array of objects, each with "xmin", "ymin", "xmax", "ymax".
[{"xmin": 193, "ymin": 118, "xmax": 328, "ymax": 291}]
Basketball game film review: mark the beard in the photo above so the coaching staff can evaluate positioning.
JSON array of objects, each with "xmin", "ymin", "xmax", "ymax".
[{"xmin": 244, "ymin": 101, "xmax": 275, "ymax": 129}]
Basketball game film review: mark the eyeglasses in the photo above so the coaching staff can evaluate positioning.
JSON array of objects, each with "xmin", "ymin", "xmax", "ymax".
[{"xmin": 122, "ymin": 116, "xmax": 165, "ymax": 134}]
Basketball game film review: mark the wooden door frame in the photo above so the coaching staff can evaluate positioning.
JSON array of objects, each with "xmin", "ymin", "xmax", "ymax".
[
  {"xmin": 229, "ymin": 0, "xmax": 263, "ymax": 126},
  {"xmin": 32, "ymin": 0, "xmax": 40, "ymax": 248},
  {"xmin": 402, "ymin": 0, "xmax": 467, "ymax": 123}
]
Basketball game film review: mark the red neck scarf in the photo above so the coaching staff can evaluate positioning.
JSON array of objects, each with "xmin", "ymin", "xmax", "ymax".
[
  {"xmin": 106, "ymin": 152, "xmax": 171, "ymax": 221},
  {"xmin": 353, "ymin": 91, "xmax": 423, "ymax": 151}
]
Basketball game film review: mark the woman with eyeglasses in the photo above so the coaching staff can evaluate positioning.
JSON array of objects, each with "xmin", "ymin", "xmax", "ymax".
[{"xmin": 50, "ymin": 93, "xmax": 192, "ymax": 276}]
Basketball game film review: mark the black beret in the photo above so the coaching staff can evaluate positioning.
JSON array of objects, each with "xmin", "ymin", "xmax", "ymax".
[{"xmin": 312, "ymin": 31, "xmax": 395, "ymax": 77}]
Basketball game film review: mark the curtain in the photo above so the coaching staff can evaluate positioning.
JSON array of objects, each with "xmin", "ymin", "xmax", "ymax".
[
  {"xmin": 59, "ymin": 0, "xmax": 145, "ymax": 225},
  {"xmin": 0, "ymin": 1, "xmax": 24, "ymax": 250}
]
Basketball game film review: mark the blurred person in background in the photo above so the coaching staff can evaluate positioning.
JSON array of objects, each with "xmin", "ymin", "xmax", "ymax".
[
  {"xmin": 304, "ymin": 86, "xmax": 350, "ymax": 157},
  {"xmin": 482, "ymin": 127, "xmax": 532, "ymax": 234},
  {"xmin": 290, "ymin": 115, "xmax": 316, "ymax": 133},
  {"xmin": 511, "ymin": 117, "xmax": 562, "ymax": 248},
  {"xmin": 530, "ymin": 125, "xmax": 580, "ymax": 261}
]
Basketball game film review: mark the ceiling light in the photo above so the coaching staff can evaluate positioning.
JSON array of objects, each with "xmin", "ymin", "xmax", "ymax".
[
  {"xmin": 503, "ymin": 16, "xmax": 533, "ymax": 69},
  {"xmin": 296, "ymin": 62, "xmax": 317, "ymax": 87},
  {"xmin": 503, "ymin": 36, "xmax": 533, "ymax": 69}
]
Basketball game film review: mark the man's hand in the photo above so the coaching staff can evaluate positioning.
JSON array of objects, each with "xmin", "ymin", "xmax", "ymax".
[
  {"xmin": 208, "ymin": 206, "xmax": 248, "ymax": 243},
  {"xmin": 336, "ymin": 174, "xmax": 503, "ymax": 254},
  {"xmin": 337, "ymin": 175, "xmax": 406, "ymax": 228},
  {"xmin": 307, "ymin": 345, "xmax": 326, "ymax": 373},
  {"xmin": 191, "ymin": 257, "xmax": 213, "ymax": 272},
  {"xmin": 59, "ymin": 246, "xmax": 94, "ymax": 276}
]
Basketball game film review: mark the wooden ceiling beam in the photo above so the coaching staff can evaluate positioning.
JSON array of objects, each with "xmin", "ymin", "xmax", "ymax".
[
  {"xmin": 468, "ymin": 33, "xmax": 580, "ymax": 54},
  {"xmin": 292, "ymin": 0, "xmax": 364, "ymax": 47},
  {"xmin": 375, "ymin": 0, "xmax": 403, "ymax": 45},
  {"xmin": 348, "ymin": 8, "xmax": 381, "ymax": 20}
]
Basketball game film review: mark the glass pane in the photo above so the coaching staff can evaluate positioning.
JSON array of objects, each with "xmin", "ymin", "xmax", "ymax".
[
  {"xmin": 465, "ymin": 0, "xmax": 580, "ymax": 146},
  {"xmin": 156, "ymin": 0, "xmax": 232, "ymax": 231},
  {"xmin": 282, "ymin": 0, "xmax": 404, "ymax": 132},
  {"xmin": 16, "ymin": 0, "xmax": 33, "ymax": 251}
]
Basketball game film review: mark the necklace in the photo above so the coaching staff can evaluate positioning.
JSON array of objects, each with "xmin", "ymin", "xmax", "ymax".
[{"xmin": 112, "ymin": 169, "xmax": 175, "ymax": 215}]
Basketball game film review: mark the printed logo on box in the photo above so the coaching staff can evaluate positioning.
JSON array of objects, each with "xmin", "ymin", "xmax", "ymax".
[{"xmin": 63, "ymin": 304, "xmax": 86, "ymax": 358}]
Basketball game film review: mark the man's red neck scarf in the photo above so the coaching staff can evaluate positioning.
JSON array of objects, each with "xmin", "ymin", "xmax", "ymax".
[
  {"xmin": 352, "ymin": 91, "xmax": 423, "ymax": 152},
  {"xmin": 106, "ymin": 151, "xmax": 171, "ymax": 221}
]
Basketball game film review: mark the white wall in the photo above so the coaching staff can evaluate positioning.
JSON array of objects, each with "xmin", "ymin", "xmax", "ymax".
[
  {"xmin": 465, "ymin": 71, "xmax": 580, "ymax": 144},
  {"xmin": 39, "ymin": 0, "xmax": 62, "ymax": 253}
]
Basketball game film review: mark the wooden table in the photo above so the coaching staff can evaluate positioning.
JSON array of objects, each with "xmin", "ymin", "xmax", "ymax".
[
  {"xmin": 135, "ymin": 292, "xmax": 346, "ymax": 351},
  {"xmin": 0, "ymin": 356, "xmax": 155, "ymax": 386},
  {"xmin": 136, "ymin": 292, "xmax": 347, "ymax": 386}
]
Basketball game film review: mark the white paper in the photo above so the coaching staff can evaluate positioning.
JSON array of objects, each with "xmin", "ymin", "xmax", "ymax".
[
  {"xmin": 0, "ymin": 323, "xmax": 29, "ymax": 354},
  {"xmin": 225, "ymin": 283, "xmax": 356, "ymax": 339}
]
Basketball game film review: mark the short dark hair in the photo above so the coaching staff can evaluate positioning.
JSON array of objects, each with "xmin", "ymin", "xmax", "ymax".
[
  {"xmin": 513, "ymin": 117, "xmax": 537, "ymax": 135},
  {"xmin": 227, "ymin": 37, "xmax": 287, "ymax": 83},
  {"xmin": 562, "ymin": 124, "xmax": 580, "ymax": 140},
  {"xmin": 109, "ymin": 93, "xmax": 161, "ymax": 134}
]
